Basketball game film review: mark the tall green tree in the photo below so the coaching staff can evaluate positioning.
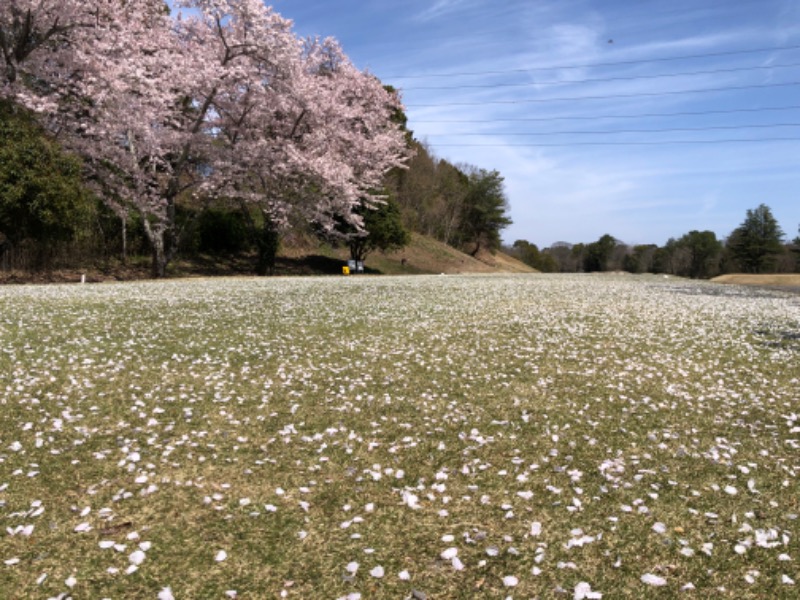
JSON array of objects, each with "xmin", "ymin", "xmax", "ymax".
[
  {"xmin": 456, "ymin": 168, "xmax": 512, "ymax": 256},
  {"xmin": 727, "ymin": 204, "xmax": 785, "ymax": 273}
]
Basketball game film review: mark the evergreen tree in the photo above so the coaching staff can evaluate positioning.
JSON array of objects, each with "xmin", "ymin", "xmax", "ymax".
[
  {"xmin": 728, "ymin": 204, "xmax": 785, "ymax": 273},
  {"xmin": 456, "ymin": 169, "xmax": 512, "ymax": 256}
]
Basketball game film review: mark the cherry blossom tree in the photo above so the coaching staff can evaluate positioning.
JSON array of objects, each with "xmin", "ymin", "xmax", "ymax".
[
  {"xmin": 189, "ymin": 24, "xmax": 411, "ymax": 273},
  {"xmin": 2, "ymin": 0, "xmax": 410, "ymax": 277}
]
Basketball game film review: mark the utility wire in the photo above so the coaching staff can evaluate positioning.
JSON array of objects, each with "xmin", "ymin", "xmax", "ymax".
[
  {"xmin": 411, "ymin": 104, "xmax": 800, "ymax": 123},
  {"xmin": 406, "ymin": 81, "xmax": 800, "ymax": 107},
  {"xmin": 402, "ymin": 62, "xmax": 800, "ymax": 91},
  {"xmin": 387, "ymin": 43, "xmax": 800, "ymax": 80},
  {"xmin": 423, "ymin": 123, "xmax": 800, "ymax": 137},
  {"xmin": 433, "ymin": 137, "xmax": 800, "ymax": 147}
]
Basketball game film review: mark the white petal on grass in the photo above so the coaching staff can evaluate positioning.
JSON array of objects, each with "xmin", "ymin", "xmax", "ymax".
[
  {"xmin": 502, "ymin": 575, "xmax": 519, "ymax": 587},
  {"xmin": 370, "ymin": 565, "xmax": 384, "ymax": 578},
  {"xmin": 574, "ymin": 581, "xmax": 603, "ymax": 599},
  {"xmin": 530, "ymin": 521, "xmax": 542, "ymax": 537},
  {"xmin": 215, "ymin": 550, "xmax": 228, "ymax": 562},
  {"xmin": 158, "ymin": 588, "xmax": 176, "ymax": 600},
  {"xmin": 441, "ymin": 547, "xmax": 458, "ymax": 560},
  {"xmin": 129, "ymin": 550, "xmax": 146, "ymax": 565},
  {"xmin": 65, "ymin": 575, "xmax": 77, "ymax": 588},
  {"xmin": 345, "ymin": 561, "xmax": 359, "ymax": 574},
  {"xmin": 783, "ymin": 575, "xmax": 795, "ymax": 585},
  {"xmin": 398, "ymin": 570, "xmax": 411, "ymax": 580},
  {"xmin": 402, "ymin": 491, "xmax": 420, "ymax": 509},
  {"xmin": 4, "ymin": 558, "xmax": 20, "ymax": 566},
  {"xmin": 652, "ymin": 522, "xmax": 667, "ymax": 534},
  {"xmin": 641, "ymin": 573, "xmax": 667, "ymax": 586}
]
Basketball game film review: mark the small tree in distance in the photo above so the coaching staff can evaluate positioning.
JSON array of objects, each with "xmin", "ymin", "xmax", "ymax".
[
  {"xmin": 679, "ymin": 230, "xmax": 722, "ymax": 279},
  {"xmin": 346, "ymin": 199, "xmax": 410, "ymax": 264},
  {"xmin": 455, "ymin": 168, "xmax": 512, "ymax": 256}
]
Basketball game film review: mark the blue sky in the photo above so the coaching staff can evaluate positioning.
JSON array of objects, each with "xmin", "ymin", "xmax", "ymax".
[{"xmin": 275, "ymin": 1, "xmax": 799, "ymax": 247}]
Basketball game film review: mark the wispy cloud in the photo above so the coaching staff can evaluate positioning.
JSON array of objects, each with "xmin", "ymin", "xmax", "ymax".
[{"xmin": 414, "ymin": 0, "xmax": 478, "ymax": 23}]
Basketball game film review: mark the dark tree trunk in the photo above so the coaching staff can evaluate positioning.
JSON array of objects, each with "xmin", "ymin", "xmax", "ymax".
[{"xmin": 255, "ymin": 219, "xmax": 280, "ymax": 276}]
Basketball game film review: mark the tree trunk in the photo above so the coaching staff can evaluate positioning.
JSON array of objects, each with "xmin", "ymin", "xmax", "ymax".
[
  {"xmin": 143, "ymin": 219, "xmax": 168, "ymax": 278},
  {"xmin": 255, "ymin": 219, "xmax": 280, "ymax": 276},
  {"xmin": 151, "ymin": 234, "xmax": 167, "ymax": 278},
  {"xmin": 121, "ymin": 212, "xmax": 128, "ymax": 265}
]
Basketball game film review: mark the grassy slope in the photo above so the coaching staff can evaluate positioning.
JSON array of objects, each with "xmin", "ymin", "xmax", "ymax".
[
  {"xmin": 352, "ymin": 233, "xmax": 535, "ymax": 275},
  {"xmin": 282, "ymin": 231, "xmax": 535, "ymax": 276}
]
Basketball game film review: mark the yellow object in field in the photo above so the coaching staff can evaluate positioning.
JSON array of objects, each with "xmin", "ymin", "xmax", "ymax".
[{"xmin": 342, "ymin": 266, "xmax": 350, "ymax": 275}]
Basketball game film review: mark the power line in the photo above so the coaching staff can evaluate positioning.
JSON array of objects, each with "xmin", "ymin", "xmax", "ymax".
[
  {"xmin": 411, "ymin": 104, "xmax": 800, "ymax": 124},
  {"xmin": 387, "ymin": 44, "xmax": 800, "ymax": 80},
  {"xmin": 402, "ymin": 62, "xmax": 800, "ymax": 91},
  {"xmin": 432, "ymin": 137, "xmax": 800, "ymax": 147},
  {"xmin": 406, "ymin": 81, "xmax": 800, "ymax": 107},
  {"xmin": 423, "ymin": 123, "xmax": 800, "ymax": 137}
]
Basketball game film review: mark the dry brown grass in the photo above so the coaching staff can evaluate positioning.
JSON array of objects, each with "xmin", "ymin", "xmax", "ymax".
[{"xmin": 711, "ymin": 273, "xmax": 800, "ymax": 288}]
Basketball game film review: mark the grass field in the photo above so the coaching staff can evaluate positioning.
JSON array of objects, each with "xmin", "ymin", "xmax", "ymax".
[{"xmin": 1, "ymin": 274, "xmax": 798, "ymax": 599}]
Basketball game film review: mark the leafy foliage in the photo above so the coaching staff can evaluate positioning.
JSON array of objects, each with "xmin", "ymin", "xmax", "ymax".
[
  {"xmin": 0, "ymin": 99, "xmax": 91, "ymax": 248},
  {"xmin": 679, "ymin": 230, "xmax": 722, "ymax": 279},
  {"xmin": 582, "ymin": 234, "xmax": 618, "ymax": 272},
  {"xmin": 510, "ymin": 240, "xmax": 558, "ymax": 272},
  {"xmin": 347, "ymin": 200, "xmax": 410, "ymax": 263}
]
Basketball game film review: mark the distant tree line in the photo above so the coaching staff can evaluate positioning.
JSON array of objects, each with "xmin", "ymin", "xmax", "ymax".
[{"xmin": 509, "ymin": 204, "xmax": 800, "ymax": 277}]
